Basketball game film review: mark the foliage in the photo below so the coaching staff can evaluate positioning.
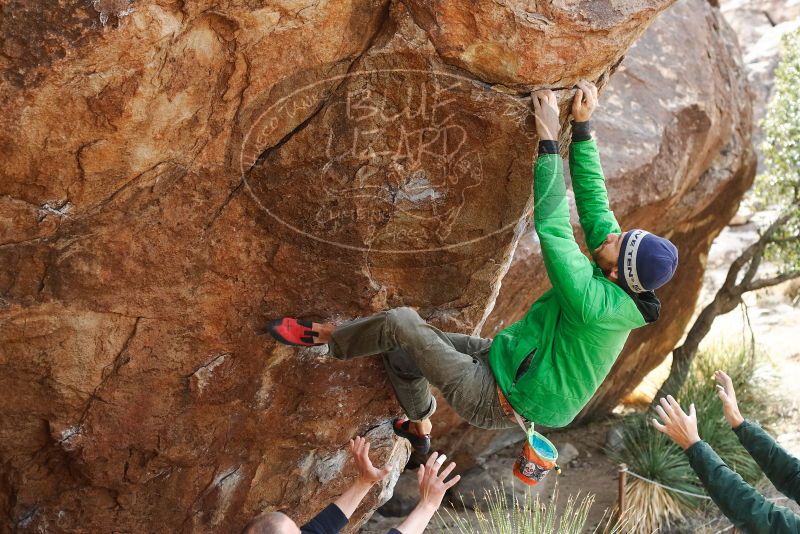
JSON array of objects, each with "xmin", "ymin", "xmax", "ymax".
[
  {"xmin": 438, "ymin": 485, "xmax": 626, "ymax": 534},
  {"xmin": 758, "ymin": 28, "xmax": 800, "ymax": 269},
  {"xmin": 610, "ymin": 344, "xmax": 775, "ymax": 532}
]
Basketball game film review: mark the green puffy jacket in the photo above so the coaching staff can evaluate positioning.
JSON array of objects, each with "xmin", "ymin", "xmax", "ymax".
[
  {"xmin": 489, "ymin": 139, "xmax": 650, "ymax": 427},
  {"xmin": 686, "ymin": 420, "xmax": 800, "ymax": 533}
]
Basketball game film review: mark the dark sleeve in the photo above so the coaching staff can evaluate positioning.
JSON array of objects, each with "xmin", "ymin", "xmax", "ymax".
[
  {"xmin": 735, "ymin": 420, "xmax": 800, "ymax": 504},
  {"xmin": 571, "ymin": 120, "xmax": 592, "ymax": 141},
  {"xmin": 685, "ymin": 441, "xmax": 800, "ymax": 533},
  {"xmin": 300, "ymin": 504, "xmax": 348, "ymax": 534},
  {"xmin": 386, "ymin": 530, "xmax": 403, "ymax": 534},
  {"xmin": 538, "ymin": 140, "xmax": 559, "ymax": 155}
]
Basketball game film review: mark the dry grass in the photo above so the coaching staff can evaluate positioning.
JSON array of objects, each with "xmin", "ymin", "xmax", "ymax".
[{"xmin": 618, "ymin": 478, "xmax": 686, "ymax": 534}]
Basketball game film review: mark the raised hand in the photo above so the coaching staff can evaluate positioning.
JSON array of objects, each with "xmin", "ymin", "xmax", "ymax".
[
  {"xmin": 349, "ymin": 436, "xmax": 391, "ymax": 484},
  {"xmin": 416, "ymin": 452, "xmax": 461, "ymax": 512},
  {"xmin": 715, "ymin": 370, "xmax": 745, "ymax": 429},
  {"xmin": 652, "ymin": 395, "xmax": 701, "ymax": 450},
  {"xmin": 571, "ymin": 79, "xmax": 598, "ymax": 122},
  {"xmin": 531, "ymin": 89, "xmax": 560, "ymax": 141}
]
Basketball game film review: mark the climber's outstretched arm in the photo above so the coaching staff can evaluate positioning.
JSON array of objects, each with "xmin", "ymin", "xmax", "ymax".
[
  {"xmin": 652, "ymin": 395, "xmax": 800, "ymax": 533},
  {"xmin": 333, "ymin": 436, "xmax": 391, "ymax": 517},
  {"xmin": 568, "ymin": 80, "xmax": 621, "ymax": 252},
  {"xmin": 532, "ymin": 90, "xmax": 606, "ymax": 324},
  {"xmin": 392, "ymin": 452, "xmax": 460, "ymax": 534},
  {"xmin": 297, "ymin": 436, "xmax": 391, "ymax": 534}
]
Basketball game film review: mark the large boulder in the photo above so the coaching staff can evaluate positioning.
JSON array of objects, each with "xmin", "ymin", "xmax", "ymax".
[
  {"xmin": 434, "ymin": 0, "xmax": 756, "ymax": 461},
  {"xmin": 0, "ymin": 0, "xmax": 676, "ymax": 532}
]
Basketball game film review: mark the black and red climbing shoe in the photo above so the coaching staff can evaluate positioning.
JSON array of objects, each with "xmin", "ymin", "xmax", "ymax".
[
  {"xmin": 263, "ymin": 317, "xmax": 324, "ymax": 347},
  {"xmin": 393, "ymin": 418, "xmax": 431, "ymax": 458}
]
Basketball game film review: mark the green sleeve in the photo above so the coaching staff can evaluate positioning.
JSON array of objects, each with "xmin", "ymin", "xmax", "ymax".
[
  {"xmin": 686, "ymin": 441, "xmax": 800, "ymax": 533},
  {"xmin": 533, "ymin": 153, "xmax": 606, "ymax": 324},
  {"xmin": 735, "ymin": 420, "xmax": 800, "ymax": 504},
  {"xmin": 569, "ymin": 140, "xmax": 621, "ymax": 252}
]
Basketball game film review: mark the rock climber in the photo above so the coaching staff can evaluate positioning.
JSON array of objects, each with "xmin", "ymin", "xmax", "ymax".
[
  {"xmin": 653, "ymin": 370, "xmax": 800, "ymax": 533},
  {"xmin": 266, "ymin": 80, "xmax": 678, "ymax": 456},
  {"xmin": 241, "ymin": 436, "xmax": 459, "ymax": 534}
]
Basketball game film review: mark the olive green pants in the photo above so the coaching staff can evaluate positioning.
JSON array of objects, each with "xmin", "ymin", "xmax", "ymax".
[{"xmin": 328, "ymin": 307, "xmax": 515, "ymax": 430}]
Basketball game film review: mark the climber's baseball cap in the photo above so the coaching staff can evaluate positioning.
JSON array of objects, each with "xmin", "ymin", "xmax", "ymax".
[{"xmin": 617, "ymin": 229, "xmax": 678, "ymax": 293}]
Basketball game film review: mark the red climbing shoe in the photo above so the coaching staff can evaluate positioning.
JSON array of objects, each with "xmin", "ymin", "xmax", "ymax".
[
  {"xmin": 263, "ymin": 317, "xmax": 324, "ymax": 347},
  {"xmin": 393, "ymin": 418, "xmax": 431, "ymax": 458}
]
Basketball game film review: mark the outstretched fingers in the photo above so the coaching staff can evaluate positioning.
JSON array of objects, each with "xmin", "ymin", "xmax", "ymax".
[
  {"xmin": 666, "ymin": 395, "xmax": 688, "ymax": 417},
  {"xmin": 651, "ymin": 418, "xmax": 668, "ymax": 433},
  {"xmin": 654, "ymin": 404, "xmax": 671, "ymax": 425},
  {"xmin": 443, "ymin": 474, "xmax": 461, "ymax": 490},
  {"xmin": 438, "ymin": 462, "xmax": 457, "ymax": 481},
  {"xmin": 715, "ymin": 370, "xmax": 734, "ymax": 393},
  {"xmin": 425, "ymin": 452, "xmax": 441, "ymax": 477},
  {"xmin": 657, "ymin": 397, "xmax": 674, "ymax": 420}
]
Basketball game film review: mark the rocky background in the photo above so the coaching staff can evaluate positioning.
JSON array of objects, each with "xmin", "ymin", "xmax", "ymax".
[{"xmin": 0, "ymin": 0, "xmax": 756, "ymax": 532}]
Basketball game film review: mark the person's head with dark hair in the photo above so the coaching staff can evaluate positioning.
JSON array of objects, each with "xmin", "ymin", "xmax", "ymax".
[{"xmin": 241, "ymin": 511, "xmax": 300, "ymax": 534}]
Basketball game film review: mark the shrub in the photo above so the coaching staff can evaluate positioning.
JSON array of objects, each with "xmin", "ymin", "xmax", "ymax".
[{"xmin": 438, "ymin": 484, "xmax": 625, "ymax": 534}]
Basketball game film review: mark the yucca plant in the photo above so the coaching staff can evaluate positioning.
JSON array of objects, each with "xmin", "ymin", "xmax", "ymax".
[
  {"xmin": 609, "ymin": 413, "xmax": 702, "ymax": 533},
  {"xmin": 609, "ymin": 343, "xmax": 775, "ymax": 532},
  {"xmin": 437, "ymin": 484, "xmax": 626, "ymax": 534}
]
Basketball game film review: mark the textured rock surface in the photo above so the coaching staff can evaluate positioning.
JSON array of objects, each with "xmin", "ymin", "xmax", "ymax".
[
  {"xmin": 0, "ymin": 0, "xmax": 676, "ymax": 532},
  {"xmin": 432, "ymin": 0, "xmax": 756, "ymax": 463}
]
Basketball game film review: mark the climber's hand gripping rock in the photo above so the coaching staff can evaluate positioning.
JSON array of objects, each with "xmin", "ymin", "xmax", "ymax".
[
  {"xmin": 572, "ymin": 79, "xmax": 598, "ymax": 122},
  {"xmin": 531, "ymin": 89, "xmax": 559, "ymax": 141}
]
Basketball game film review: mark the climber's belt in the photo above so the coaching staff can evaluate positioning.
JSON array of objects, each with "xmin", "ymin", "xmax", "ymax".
[{"xmin": 497, "ymin": 385, "xmax": 528, "ymax": 425}]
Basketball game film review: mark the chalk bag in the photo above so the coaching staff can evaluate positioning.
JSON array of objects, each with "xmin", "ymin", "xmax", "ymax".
[{"xmin": 512, "ymin": 429, "xmax": 559, "ymax": 486}]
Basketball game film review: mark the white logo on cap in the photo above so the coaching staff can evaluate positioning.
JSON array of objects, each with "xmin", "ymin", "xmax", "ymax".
[{"xmin": 623, "ymin": 229, "xmax": 650, "ymax": 293}]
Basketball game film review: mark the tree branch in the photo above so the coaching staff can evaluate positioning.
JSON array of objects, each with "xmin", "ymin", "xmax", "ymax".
[
  {"xmin": 741, "ymin": 242, "xmax": 766, "ymax": 287},
  {"xmin": 745, "ymin": 271, "xmax": 800, "ymax": 292},
  {"xmin": 722, "ymin": 212, "xmax": 792, "ymax": 290}
]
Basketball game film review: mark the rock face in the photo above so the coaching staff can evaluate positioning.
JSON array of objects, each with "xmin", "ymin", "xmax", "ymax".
[{"xmin": 0, "ymin": 0, "xmax": 677, "ymax": 532}]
